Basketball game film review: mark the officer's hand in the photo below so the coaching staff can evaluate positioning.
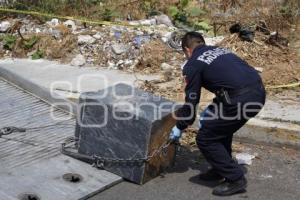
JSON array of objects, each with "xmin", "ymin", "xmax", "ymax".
[{"xmin": 169, "ymin": 126, "xmax": 182, "ymax": 142}]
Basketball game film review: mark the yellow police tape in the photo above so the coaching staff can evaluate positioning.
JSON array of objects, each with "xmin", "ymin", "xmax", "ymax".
[
  {"xmin": 266, "ymin": 82, "xmax": 300, "ymax": 89},
  {"xmin": 0, "ymin": 7, "xmax": 133, "ymax": 27}
]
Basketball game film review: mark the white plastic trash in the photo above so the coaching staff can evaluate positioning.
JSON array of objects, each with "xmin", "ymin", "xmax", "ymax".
[{"xmin": 235, "ymin": 153, "xmax": 255, "ymax": 165}]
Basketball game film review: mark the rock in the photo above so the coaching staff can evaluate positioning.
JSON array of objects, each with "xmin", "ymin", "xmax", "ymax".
[
  {"xmin": 93, "ymin": 32, "xmax": 102, "ymax": 40},
  {"xmin": 161, "ymin": 63, "xmax": 174, "ymax": 71},
  {"xmin": 71, "ymin": 54, "xmax": 86, "ymax": 66},
  {"xmin": 0, "ymin": 21, "xmax": 11, "ymax": 32},
  {"xmin": 155, "ymin": 15, "xmax": 174, "ymax": 27},
  {"xmin": 50, "ymin": 29, "xmax": 62, "ymax": 39},
  {"xmin": 78, "ymin": 35, "xmax": 96, "ymax": 45},
  {"xmin": 116, "ymin": 60, "xmax": 124, "ymax": 68},
  {"xmin": 63, "ymin": 20, "xmax": 77, "ymax": 32},
  {"xmin": 107, "ymin": 61, "xmax": 116, "ymax": 69},
  {"xmin": 140, "ymin": 19, "xmax": 156, "ymax": 26},
  {"xmin": 47, "ymin": 18, "xmax": 60, "ymax": 27},
  {"xmin": 205, "ymin": 36, "xmax": 225, "ymax": 46},
  {"xmin": 133, "ymin": 35, "xmax": 151, "ymax": 47},
  {"xmin": 129, "ymin": 19, "xmax": 156, "ymax": 26},
  {"xmin": 111, "ymin": 43, "xmax": 129, "ymax": 55},
  {"xmin": 161, "ymin": 32, "xmax": 172, "ymax": 43}
]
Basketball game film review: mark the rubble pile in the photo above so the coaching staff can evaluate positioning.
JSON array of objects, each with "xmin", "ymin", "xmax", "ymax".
[
  {"xmin": 218, "ymin": 31, "xmax": 300, "ymax": 86},
  {"xmin": 219, "ymin": 33, "xmax": 294, "ymax": 68},
  {"xmin": 0, "ymin": 14, "xmax": 299, "ymax": 92},
  {"xmin": 0, "ymin": 15, "xmax": 184, "ymax": 71}
]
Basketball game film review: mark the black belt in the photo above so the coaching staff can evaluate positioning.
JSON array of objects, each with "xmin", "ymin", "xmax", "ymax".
[
  {"xmin": 227, "ymin": 81, "xmax": 264, "ymax": 97},
  {"xmin": 215, "ymin": 81, "xmax": 264, "ymax": 105}
]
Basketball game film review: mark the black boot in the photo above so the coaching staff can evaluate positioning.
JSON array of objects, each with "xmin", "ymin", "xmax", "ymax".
[
  {"xmin": 212, "ymin": 176, "xmax": 247, "ymax": 196},
  {"xmin": 199, "ymin": 169, "xmax": 224, "ymax": 181}
]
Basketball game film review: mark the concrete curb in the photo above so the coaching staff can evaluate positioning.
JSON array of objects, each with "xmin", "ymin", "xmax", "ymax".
[{"xmin": 236, "ymin": 118, "xmax": 300, "ymax": 149}]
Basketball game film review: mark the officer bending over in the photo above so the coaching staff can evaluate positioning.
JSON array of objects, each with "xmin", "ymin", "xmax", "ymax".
[{"xmin": 169, "ymin": 32, "xmax": 266, "ymax": 196}]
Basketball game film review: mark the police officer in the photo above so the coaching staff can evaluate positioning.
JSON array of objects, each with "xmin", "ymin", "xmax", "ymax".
[{"xmin": 169, "ymin": 32, "xmax": 266, "ymax": 196}]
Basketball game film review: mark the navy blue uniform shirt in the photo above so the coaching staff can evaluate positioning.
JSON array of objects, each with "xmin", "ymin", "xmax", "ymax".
[{"xmin": 176, "ymin": 45, "xmax": 262, "ymax": 130}]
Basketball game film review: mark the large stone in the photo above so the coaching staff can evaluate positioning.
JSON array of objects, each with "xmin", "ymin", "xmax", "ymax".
[
  {"xmin": 76, "ymin": 83, "xmax": 179, "ymax": 184},
  {"xmin": 47, "ymin": 18, "xmax": 60, "ymax": 27},
  {"xmin": 71, "ymin": 54, "xmax": 86, "ymax": 66},
  {"xmin": 0, "ymin": 21, "xmax": 11, "ymax": 32},
  {"xmin": 111, "ymin": 43, "xmax": 129, "ymax": 55},
  {"xmin": 93, "ymin": 32, "xmax": 102, "ymax": 40},
  {"xmin": 155, "ymin": 15, "xmax": 174, "ymax": 27},
  {"xmin": 63, "ymin": 20, "xmax": 77, "ymax": 32},
  {"xmin": 78, "ymin": 35, "xmax": 96, "ymax": 45}
]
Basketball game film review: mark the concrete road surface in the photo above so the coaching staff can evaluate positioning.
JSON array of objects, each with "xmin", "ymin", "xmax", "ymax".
[{"xmin": 90, "ymin": 142, "xmax": 300, "ymax": 200}]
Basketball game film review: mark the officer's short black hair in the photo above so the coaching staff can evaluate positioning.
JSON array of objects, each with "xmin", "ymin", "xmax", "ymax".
[{"xmin": 182, "ymin": 32, "xmax": 206, "ymax": 51}]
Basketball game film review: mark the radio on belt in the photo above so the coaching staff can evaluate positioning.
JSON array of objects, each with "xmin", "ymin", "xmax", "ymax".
[{"xmin": 75, "ymin": 83, "xmax": 180, "ymax": 184}]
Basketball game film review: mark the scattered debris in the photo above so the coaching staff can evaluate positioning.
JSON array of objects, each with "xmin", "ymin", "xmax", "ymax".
[
  {"xmin": 46, "ymin": 18, "xmax": 60, "ymax": 27},
  {"xmin": 267, "ymin": 32, "xmax": 289, "ymax": 48},
  {"xmin": 205, "ymin": 36, "xmax": 224, "ymax": 46},
  {"xmin": 0, "ymin": 14, "xmax": 299, "ymax": 92},
  {"xmin": 63, "ymin": 20, "xmax": 77, "ymax": 32},
  {"xmin": 155, "ymin": 15, "xmax": 174, "ymax": 27},
  {"xmin": 0, "ymin": 21, "xmax": 11, "ymax": 32},
  {"xmin": 71, "ymin": 54, "xmax": 86, "ymax": 66},
  {"xmin": 92, "ymin": 32, "xmax": 102, "ymax": 40},
  {"xmin": 129, "ymin": 18, "xmax": 156, "ymax": 26},
  {"xmin": 78, "ymin": 35, "xmax": 96, "ymax": 45},
  {"xmin": 111, "ymin": 43, "xmax": 129, "ymax": 55},
  {"xmin": 235, "ymin": 153, "xmax": 256, "ymax": 165},
  {"xmin": 260, "ymin": 174, "xmax": 273, "ymax": 179},
  {"xmin": 219, "ymin": 31, "xmax": 299, "ymax": 86},
  {"xmin": 229, "ymin": 23, "xmax": 255, "ymax": 42}
]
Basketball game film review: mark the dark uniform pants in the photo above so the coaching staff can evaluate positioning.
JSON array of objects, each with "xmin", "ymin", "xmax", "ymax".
[{"xmin": 197, "ymin": 85, "xmax": 266, "ymax": 181}]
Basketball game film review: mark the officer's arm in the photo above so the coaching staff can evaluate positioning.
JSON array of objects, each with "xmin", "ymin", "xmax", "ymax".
[{"xmin": 175, "ymin": 65, "xmax": 202, "ymax": 130}]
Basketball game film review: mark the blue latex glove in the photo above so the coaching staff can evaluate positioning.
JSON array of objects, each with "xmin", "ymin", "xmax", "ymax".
[{"xmin": 169, "ymin": 126, "xmax": 182, "ymax": 142}]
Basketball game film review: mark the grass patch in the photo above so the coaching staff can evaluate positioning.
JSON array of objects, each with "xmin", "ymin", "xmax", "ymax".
[{"xmin": 2, "ymin": 35, "xmax": 17, "ymax": 50}]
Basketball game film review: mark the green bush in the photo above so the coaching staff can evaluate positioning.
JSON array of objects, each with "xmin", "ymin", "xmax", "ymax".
[
  {"xmin": 194, "ymin": 21, "xmax": 212, "ymax": 32},
  {"xmin": 188, "ymin": 7, "xmax": 206, "ymax": 17},
  {"xmin": 2, "ymin": 35, "xmax": 17, "ymax": 50},
  {"xmin": 32, "ymin": 49, "xmax": 44, "ymax": 60},
  {"xmin": 168, "ymin": 6, "xmax": 179, "ymax": 18},
  {"xmin": 23, "ymin": 35, "xmax": 39, "ymax": 50}
]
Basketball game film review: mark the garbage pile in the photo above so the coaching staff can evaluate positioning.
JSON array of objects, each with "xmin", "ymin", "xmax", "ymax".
[
  {"xmin": 0, "ymin": 15, "xmax": 186, "ymax": 72},
  {"xmin": 220, "ymin": 22, "xmax": 294, "ymax": 67},
  {"xmin": 218, "ymin": 22, "xmax": 300, "ymax": 86},
  {"xmin": 0, "ymin": 15, "xmax": 299, "ymax": 89}
]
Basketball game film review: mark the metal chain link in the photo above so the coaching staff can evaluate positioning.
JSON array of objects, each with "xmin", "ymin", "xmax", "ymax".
[
  {"xmin": 61, "ymin": 137, "xmax": 175, "ymax": 168},
  {"xmin": 93, "ymin": 140, "xmax": 173, "ymax": 169},
  {"xmin": 1, "ymin": 124, "xmax": 175, "ymax": 168}
]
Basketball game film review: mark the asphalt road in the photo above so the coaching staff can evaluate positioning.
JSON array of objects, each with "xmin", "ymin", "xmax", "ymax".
[{"xmin": 90, "ymin": 142, "xmax": 300, "ymax": 200}]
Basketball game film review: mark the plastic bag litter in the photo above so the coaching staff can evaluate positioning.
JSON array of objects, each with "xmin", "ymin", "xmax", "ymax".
[{"xmin": 235, "ymin": 153, "xmax": 255, "ymax": 165}]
